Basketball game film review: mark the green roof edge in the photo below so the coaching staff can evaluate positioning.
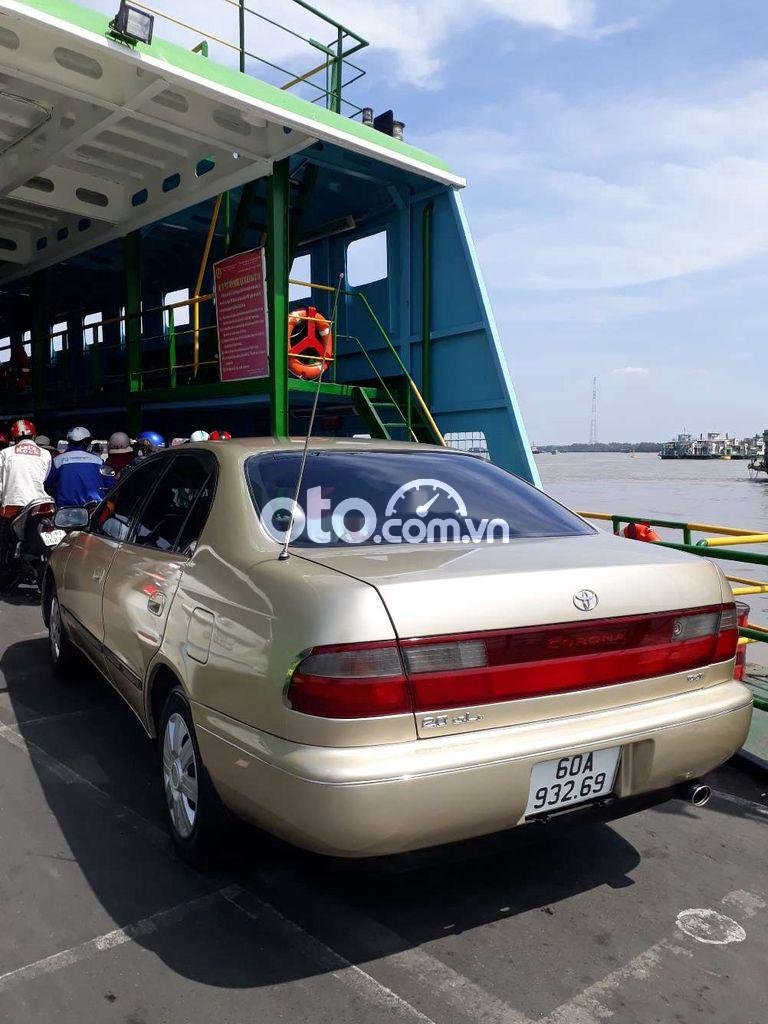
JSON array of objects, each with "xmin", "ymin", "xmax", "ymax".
[{"xmin": 16, "ymin": 0, "xmax": 454, "ymax": 176}]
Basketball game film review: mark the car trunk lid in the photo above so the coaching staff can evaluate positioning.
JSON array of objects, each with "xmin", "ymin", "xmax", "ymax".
[{"xmin": 296, "ymin": 532, "xmax": 736, "ymax": 737}]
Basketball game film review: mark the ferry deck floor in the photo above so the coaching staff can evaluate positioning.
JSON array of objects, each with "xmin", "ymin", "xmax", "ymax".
[{"xmin": 0, "ymin": 593, "xmax": 766, "ymax": 1024}]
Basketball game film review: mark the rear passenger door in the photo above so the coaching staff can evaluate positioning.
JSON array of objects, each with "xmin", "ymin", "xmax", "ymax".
[
  {"xmin": 101, "ymin": 452, "xmax": 216, "ymax": 718},
  {"xmin": 61, "ymin": 460, "xmax": 158, "ymax": 670}
]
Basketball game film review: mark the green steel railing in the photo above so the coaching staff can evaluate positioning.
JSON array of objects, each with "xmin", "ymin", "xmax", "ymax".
[{"xmin": 145, "ymin": 0, "xmax": 368, "ymax": 115}]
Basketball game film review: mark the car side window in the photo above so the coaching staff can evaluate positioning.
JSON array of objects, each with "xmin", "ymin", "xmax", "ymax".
[
  {"xmin": 92, "ymin": 460, "xmax": 162, "ymax": 542},
  {"xmin": 131, "ymin": 453, "xmax": 214, "ymax": 553}
]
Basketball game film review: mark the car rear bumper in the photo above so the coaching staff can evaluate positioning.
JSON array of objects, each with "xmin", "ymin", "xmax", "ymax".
[{"xmin": 193, "ymin": 680, "xmax": 753, "ymax": 857}]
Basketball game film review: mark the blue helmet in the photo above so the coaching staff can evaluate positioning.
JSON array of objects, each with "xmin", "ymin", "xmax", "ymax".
[{"xmin": 136, "ymin": 430, "xmax": 165, "ymax": 450}]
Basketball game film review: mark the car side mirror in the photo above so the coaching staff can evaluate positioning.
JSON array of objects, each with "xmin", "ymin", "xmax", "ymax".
[{"xmin": 54, "ymin": 506, "xmax": 90, "ymax": 530}]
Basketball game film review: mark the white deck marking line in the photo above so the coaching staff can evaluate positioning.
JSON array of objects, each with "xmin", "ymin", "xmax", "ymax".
[
  {"xmin": 709, "ymin": 788, "xmax": 768, "ymax": 818},
  {"xmin": 0, "ymin": 721, "xmax": 173, "ymax": 855},
  {"xmin": 541, "ymin": 937, "xmax": 693, "ymax": 1024},
  {"xmin": 223, "ymin": 886, "xmax": 442, "ymax": 1024},
  {"xmin": 0, "ymin": 886, "xmax": 238, "ymax": 994},
  {"xmin": 542, "ymin": 887, "xmax": 766, "ymax": 1024},
  {"xmin": 254, "ymin": 871, "xmax": 534, "ymax": 1024}
]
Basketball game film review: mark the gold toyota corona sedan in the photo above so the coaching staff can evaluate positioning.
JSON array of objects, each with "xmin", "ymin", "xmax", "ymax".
[{"xmin": 43, "ymin": 438, "xmax": 752, "ymax": 864}]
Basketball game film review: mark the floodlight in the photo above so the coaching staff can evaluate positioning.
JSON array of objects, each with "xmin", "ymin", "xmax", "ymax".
[{"xmin": 110, "ymin": 2, "xmax": 154, "ymax": 45}]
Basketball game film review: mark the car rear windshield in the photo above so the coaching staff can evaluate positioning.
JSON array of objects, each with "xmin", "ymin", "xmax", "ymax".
[{"xmin": 246, "ymin": 450, "xmax": 593, "ymax": 548}]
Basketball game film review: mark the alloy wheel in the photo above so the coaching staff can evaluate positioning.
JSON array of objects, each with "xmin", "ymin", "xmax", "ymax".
[
  {"xmin": 162, "ymin": 712, "xmax": 199, "ymax": 839},
  {"xmin": 49, "ymin": 596, "xmax": 62, "ymax": 663}
]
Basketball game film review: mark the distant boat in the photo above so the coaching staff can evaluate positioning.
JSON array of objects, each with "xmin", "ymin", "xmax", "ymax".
[
  {"xmin": 551, "ymin": 449, "xmax": 559, "ymax": 455},
  {"xmin": 531, "ymin": 445, "xmax": 541, "ymax": 455}
]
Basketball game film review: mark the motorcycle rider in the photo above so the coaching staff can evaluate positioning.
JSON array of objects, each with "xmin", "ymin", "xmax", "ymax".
[
  {"xmin": 105, "ymin": 431, "xmax": 135, "ymax": 477},
  {"xmin": 46, "ymin": 426, "xmax": 110, "ymax": 508},
  {"xmin": 35, "ymin": 434, "xmax": 57, "ymax": 455},
  {"xmin": 135, "ymin": 430, "xmax": 166, "ymax": 458},
  {"xmin": 119, "ymin": 430, "xmax": 165, "ymax": 480},
  {"xmin": 0, "ymin": 420, "xmax": 52, "ymax": 566}
]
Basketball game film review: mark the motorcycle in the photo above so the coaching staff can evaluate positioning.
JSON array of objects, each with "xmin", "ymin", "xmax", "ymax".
[{"xmin": 0, "ymin": 498, "xmax": 65, "ymax": 593}]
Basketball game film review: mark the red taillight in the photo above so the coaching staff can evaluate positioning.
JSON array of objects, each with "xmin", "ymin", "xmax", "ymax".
[
  {"xmin": 287, "ymin": 642, "xmax": 412, "ymax": 718},
  {"xmin": 287, "ymin": 604, "xmax": 739, "ymax": 719},
  {"xmin": 733, "ymin": 602, "xmax": 750, "ymax": 681}
]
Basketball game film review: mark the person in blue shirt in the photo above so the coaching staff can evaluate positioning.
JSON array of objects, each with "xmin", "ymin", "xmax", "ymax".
[{"xmin": 46, "ymin": 426, "xmax": 111, "ymax": 508}]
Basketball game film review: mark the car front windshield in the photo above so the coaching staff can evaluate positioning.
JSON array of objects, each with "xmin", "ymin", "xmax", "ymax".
[{"xmin": 246, "ymin": 450, "xmax": 593, "ymax": 548}]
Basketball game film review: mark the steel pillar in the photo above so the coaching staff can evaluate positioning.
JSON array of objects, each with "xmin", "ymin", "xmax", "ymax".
[
  {"xmin": 123, "ymin": 230, "xmax": 142, "ymax": 435},
  {"xmin": 30, "ymin": 271, "xmax": 47, "ymax": 409},
  {"xmin": 267, "ymin": 160, "xmax": 289, "ymax": 437}
]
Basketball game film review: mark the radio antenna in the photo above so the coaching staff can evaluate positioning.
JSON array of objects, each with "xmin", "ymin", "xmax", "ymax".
[{"xmin": 279, "ymin": 274, "xmax": 343, "ymax": 561}]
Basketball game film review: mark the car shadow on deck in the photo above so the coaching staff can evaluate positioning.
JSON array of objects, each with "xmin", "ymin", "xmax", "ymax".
[{"xmin": 2, "ymin": 635, "xmax": 645, "ymax": 994}]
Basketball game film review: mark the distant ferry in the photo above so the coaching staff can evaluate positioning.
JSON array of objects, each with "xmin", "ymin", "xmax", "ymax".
[{"xmin": 660, "ymin": 431, "xmax": 766, "ymax": 461}]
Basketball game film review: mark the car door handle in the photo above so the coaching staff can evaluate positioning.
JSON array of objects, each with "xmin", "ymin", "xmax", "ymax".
[
  {"xmin": 147, "ymin": 593, "xmax": 166, "ymax": 616},
  {"xmin": 92, "ymin": 568, "xmax": 105, "ymax": 582}
]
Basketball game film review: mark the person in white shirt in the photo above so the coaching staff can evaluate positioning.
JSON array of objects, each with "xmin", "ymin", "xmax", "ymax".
[{"xmin": 0, "ymin": 419, "xmax": 52, "ymax": 566}]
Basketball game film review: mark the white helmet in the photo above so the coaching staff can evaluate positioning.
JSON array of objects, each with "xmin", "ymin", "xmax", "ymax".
[
  {"xmin": 190, "ymin": 429, "xmax": 209, "ymax": 442},
  {"xmin": 67, "ymin": 425, "xmax": 92, "ymax": 446}
]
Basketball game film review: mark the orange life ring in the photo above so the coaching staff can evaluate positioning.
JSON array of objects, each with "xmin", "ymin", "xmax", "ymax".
[
  {"xmin": 288, "ymin": 306, "xmax": 333, "ymax": 380},
  {"xmin": 622, "ymin": 522, "xmax": 661, "ymax": 543}
]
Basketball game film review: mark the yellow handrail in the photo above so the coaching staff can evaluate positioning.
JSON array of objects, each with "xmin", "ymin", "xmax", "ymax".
[
  {"xmin": 701, "ymin": 534, "xmax": 768, "ymax": 547},
  {"xmin": 288, "ymin": 277, "xmax": 337, "ymax": 294},
  {"xmin": 193, "ymin": 194, "xmax": 223, "ymax": 377},
  {"xmin": 579, "ymin": 512, "xmax": 760, "ymax": 537}
]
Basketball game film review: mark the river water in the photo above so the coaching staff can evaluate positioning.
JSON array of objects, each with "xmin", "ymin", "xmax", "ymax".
[{"xmin": 536, "ymin": 452, "xmax": 768, "ymax": 644}]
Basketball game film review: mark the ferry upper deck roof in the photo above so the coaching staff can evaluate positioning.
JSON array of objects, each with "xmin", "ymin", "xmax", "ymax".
[{"xmin": 0, "ymin": 0, "xmax": 464, "ymax": 282}]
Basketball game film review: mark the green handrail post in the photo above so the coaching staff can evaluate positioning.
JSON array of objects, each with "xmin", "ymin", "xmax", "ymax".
[
  {"xmin": 683, "ymin": 526, "xmax": 692, "ymax": 545},
  {"xmin": 238, "ymin": 0, "xmax": 245, "ymax": 72},
  {"xmin": 330, "ymin": 26, "xmax": 343, "ymax": 112},
  {"xmin": 611, "ymin": 516, "xmax": 621, "ymax": 535}
]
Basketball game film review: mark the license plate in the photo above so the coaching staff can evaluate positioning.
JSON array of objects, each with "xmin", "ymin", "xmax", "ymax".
[
  {"xmin": 525, "ymin": 747, "xmax": 620, "ymax": 817},
  {"xmin": 42, "ymin": 529, "xmax": 66, "ymax": 548}
]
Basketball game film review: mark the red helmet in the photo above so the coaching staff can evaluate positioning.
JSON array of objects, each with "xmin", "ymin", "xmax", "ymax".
[
  {"xmin": 10, "ymin": 419, "xmax": 36, "ymax": 441},
  {"xmin": 209, "ymin": 430, "xmax": 232, "ymax": 441}
]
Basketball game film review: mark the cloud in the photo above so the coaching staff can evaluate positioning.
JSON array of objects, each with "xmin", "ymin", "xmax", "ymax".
[
  {"xmin": 78, "ymin": 0, "xmax": 636, "ymax": 88},
  {"xmin": 610, "ymin": 366, "xmax": 650, "ymax": 378},
  {"xmin": 425, "ymin": 64, "xmax": 768, "ymax": 291},
  {"xmin": 495, "ymin": 293, "xmax": 673, "ymax": 324}
]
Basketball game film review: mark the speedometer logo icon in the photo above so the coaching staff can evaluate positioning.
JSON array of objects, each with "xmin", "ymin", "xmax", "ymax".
[{"xmin": 384, "ymin": 479, "xmax": 468, "ymax": 518}]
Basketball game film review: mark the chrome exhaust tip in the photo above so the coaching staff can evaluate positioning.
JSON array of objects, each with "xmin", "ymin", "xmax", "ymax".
[{"xmin": 683, "ymin": 782, "xmax": 711, "ymax": 807}]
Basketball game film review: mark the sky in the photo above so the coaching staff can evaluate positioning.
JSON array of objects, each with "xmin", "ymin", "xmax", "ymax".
[{"xmin": 83, "ymin": 0, "xmax": 768, "ymax": 443}]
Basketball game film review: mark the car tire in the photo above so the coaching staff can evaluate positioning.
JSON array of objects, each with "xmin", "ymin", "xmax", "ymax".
[
  {"xmin": 48, "ymin": 589, "xmax": 77, "ymax": 678},
  {"xmin": 159, "ymin": 687, "xmax": 229, "ymax": 868}
]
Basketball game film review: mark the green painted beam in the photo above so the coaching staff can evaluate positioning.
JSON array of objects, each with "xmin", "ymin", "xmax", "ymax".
[
  {"xmin": 267, "ymin": 159, "xmax": 290, "ymax": 437},
  {"xmin": 288, "ymin": 378, "xmax": 382, "ymax": 400}
]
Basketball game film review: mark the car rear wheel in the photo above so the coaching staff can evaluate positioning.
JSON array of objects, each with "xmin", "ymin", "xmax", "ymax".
[
  {"xmin": 48, "ymin": 590, "xmax": 77, "ymax": 678},
  {"xmin": 159, "ymin": 687, "xmax": 228, "ymax": 867}
]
